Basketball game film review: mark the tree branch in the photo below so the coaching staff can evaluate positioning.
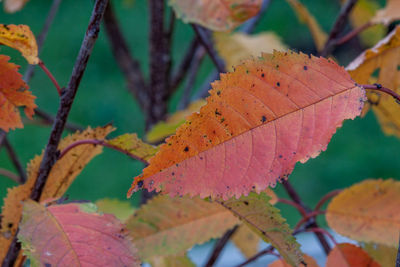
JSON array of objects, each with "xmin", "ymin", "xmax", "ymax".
[
  {"xmin": 34, "ymin": 108, "xmax": 83, "ymax": 132},
  {"xmin": 0, "ymin": 168, "xmax": 20, "ymax": 183},
  {"xmin": 362, "ymin": 84, "xmax": 400, "ymax": 103},
  {"xmin": 103, "ymin": 1, "xmax": 149, "ymax": 110},
  {"xmin": 191, "ymin": 24, "xmax": 225, "ymax": 73},
  {"xmin": 204, "ymin": 225, "xmax": 239, "ymax": 267},
  {"xmin": 334, "ymin": 21, "xmax": 373, "ymax": 46},
  {"xmin": 282, "ymin": 180, "xmax": 331, "ymax": 254},
  {"xmin": 319, "ymin": 0, "xmax": 358, "ymax": 57},
  {"xmin": 3, "ymin": 138, "xmax": 27, "ymax": 183},
  {"xmin": 397, "ymin": 233, "xmax": 400, "ymax": 267}
]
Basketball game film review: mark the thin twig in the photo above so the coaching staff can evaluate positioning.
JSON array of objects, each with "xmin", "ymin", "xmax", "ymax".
[
  {"xmin": 103, "ymin": 1, "xmax": 149, "ymax": 110},
  {"xmin": 277, "ymin": 198, "xmax": 308, "ymax": 217},
  {"xmin": 240, "ymin": 0, "xmax": 272, "ymax": 33},
  {"xmin": 335, "ymin": 21, "xmax": 373, "ymax": 46},
  {"xmin": 4, "ymin": 138, "xmax": 27, "ymax": 183},
  {"xmin": 320, "ymin": 0, "xmax": 358, "ymax": 57},
  {"xmin": 282, "ymin": 180, "xmax": 331, "ymax": 254},
  {"xmin": 34, "ymin": 108, "xmax": 83, "ymax": 132},
  {"xmin": 58, "ymin": 139, "xmax": 148, "ymax": 164},
  {"xmin": 314, "ymin": 189, "xmax": 342, "ymax": 211},
  {"xmin": 170, "ymin": 38, "xmax": 200, "ymax": 92},
  {"xmin": 0, "ymin": 168, "xmax": 20, "ymax": 183},
  {"xmin": 23, "ymin": 0, "xmax": 63, "ymax": 82},
  {"xmin": 204, "ymin": 225, "xmax": 239, "ymax": 267},
  {"xmin": 178, "ymin": 46, "xmax": 206, "ymax": 109},
  {"xmin": 38, "ymin": 60, "xmax": 62, "ymax": 95},
  {"xmin": 234, "ymin": 245, "xmax": 275, "ymax": 267},
  {"xmin": 362, "ymin": 84, "xmax": 400, "ymax": 103},
  {"xmin": 191, "ymin": 24, "xmax": 225, "ymax": 73},
  {"xmin": 396, "ymin": 233, "xmax": 400, "ymax": 267},
  {"xmin": 294, "ymin": 210, "xmax": 326, "ymax": 230},
  {"xmin": 305, "ymin": 228, "xmax": 338, "ymax": 246},
  {"xmin": 165, "ymin": 9, "xmax": 175, "ymax": 91}
]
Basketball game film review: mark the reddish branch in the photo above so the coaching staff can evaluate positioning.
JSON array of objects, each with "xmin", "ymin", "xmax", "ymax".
[
  {"xmin": 362, "ymin": 84, "xmax": 400, "ymax": 103},
  {"xmin": 278, "ymin": 198, "xmax": 308, "ymax": 217},
  {"xmin": 320, "ymin": 0, "xmax": 358, "ymax": 57},
  {"xmin": 3, "ymin": 138, "xmax": 27, "ymax": 183},
  {"xmin": 0, "ymin": 168, "xmax": 19, "ymax": 183},
  {"xmin": 58, "ymin": 139, "xmax": 148, "ymax": 164},
  {"xmin": 295, "ymin": 210, "xmax": 326, "ymax": 230},
  {"xmin": 204, "ymin": 225, "xmax": 239, "ymax": 267},
  {"xmin": 305, "ymin": 228, "xmax": 338, "ymax": 246},
  {"xmin": 314, "ymin": 189, "xmax": 342, "ymax": 211},
  {"xmin": 335, "ymin": 21, "xmax": 374, "ymax": 46},
  {"xmin": 38, "ymin": 60, "xmax": 62, "ymax": 95}
]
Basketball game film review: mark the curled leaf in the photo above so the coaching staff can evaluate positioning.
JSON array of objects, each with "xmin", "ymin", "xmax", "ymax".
[
  {"xmin": 0, "ymin": 55, "xmax": 36, "ymax": 132},
  {"xmin": 326, "ymin": 179, "xmax": 400, "ymax": 247},
  {"xmin": 168, "ymin": 0, "xmax": 262, "ymax": 31},
  {"xmin": 18, "ymin": 200, "xmax": 140, "ymax": 266},
  {"xmin": 129, "ymin": 51, "xmax": 365, "ymax": 200},
  {"xmin": 0, "ymin": 24, "xmax": 39, "ymax": 64}
]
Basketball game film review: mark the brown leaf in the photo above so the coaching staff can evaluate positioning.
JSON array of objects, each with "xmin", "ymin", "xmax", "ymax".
[
  {"xmin": 326, "ymin": 243, "xmax": 380, "ymax": 267},
  {"xmin": 371, "ymin": 0, "xmax": 400, "ymax": 25}
]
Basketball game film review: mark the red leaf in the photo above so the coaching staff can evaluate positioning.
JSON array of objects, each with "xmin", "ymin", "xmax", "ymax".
[
  {"xmin": 326, "ymin": 243, "xmax": 380, "ymax": 267},
  {"xmin": 18, "ymin": 200, "xmax": 140, "ymax": 267},
  {"xmin": 129, "ymin": 51, "xmax": 365, "ymax": 200}
]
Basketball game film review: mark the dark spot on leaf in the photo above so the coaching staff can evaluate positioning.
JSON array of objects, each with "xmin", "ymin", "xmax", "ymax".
[
  {"xmin": 44, "ymin": 263, "xmax": 51, "ymax": 267},
  {"xmin": 137, "ymin": 181, "xmax": 144, "ymax": 188},
  {"xmin": 303, "ymin": 66, "xmax": 308, "ymax": 70},
  {"xmin": 261, "ymin": 116, "xmax": 267, "ymax": 123},
  {"xmin": 261, "ymin": 73, "xmax": 265, "ymax": 78},
  {"xmin": 276, "ymin": 82, "xmax": 280, "ymax": 87},
  {"xmin": 217, "ymin": 90, "xmax": 221, "ymax": 96},
  {"xmin": 215, "ymin": 109, "xmax": 221, "ymax": 116},
  {"xmin": 261, "ymin": 231, "xmax": 266, "ymax": 235},
  {"xmin": 243, "ymin": 201, "xmax": 249, "ymax": 205},
  {"xmin": 184, "ymin": 146, "xmax": 189, "ymax": 152},
  {"xmin": 171, "ymin": 172, "xmax": 175, "ymax": 176},
  {"xmin": 7, "ymin": 223, "xmax": 13, "ymax": 228},
  {"xmin": 279, "ymin": 155, "xmax": 283, "ymax": 158}
]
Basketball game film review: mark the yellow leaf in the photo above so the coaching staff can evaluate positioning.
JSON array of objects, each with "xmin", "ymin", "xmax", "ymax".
[
  {"xmin": 149, "ymin": 254, "xmax": 195, "ymax": 267},
  {"xmin": 0, "ymin": 125, "xmax": 114, "ymax": 261},
  {"xmin": 232, "ymin": 225, "xmax": 260, "ymax": 259},
  {"xmin": 362, "ymin": 243, "xmax": 397, "ymax": 267},
  {"xmin": 95, "ymin": 198, "xmax": 136, "ymax": 222},
  {"xmin": 214, "ymin": 31, "xmax": 288, "ymax": 71},
  {"xmin": 3, "ymin": 0, "xmax": 29, "ymax": 13},
  {"xmin": 269, "ymin": 254, "xmax": 319, "ymax": 267},
  {"xmin": 326, "ymin": 179, "xmax": 400, "ymax": 247},
  {"xmin": 347, "ymin": 26, "xmax": 400, "ymax": 138},
  {"xmin": 348, "ymin": 0, "xmax": 386, "ymax": 47},
  {"xmin": 0, "ymin": 24, "xmax": 39, "ymax": 64},
  {"xmin": 107, "ymin": 133, "xmax": 159, "ymax": 162},
  {"xmin": 126, "ymin": 195, "xmax": 239, "ymax": 261},
  {"xmin": 372, "ymin": 0, "xmax": 400, "ymax": 25},
  {"xmin": 285, "ymin": 0, "xmax": 327, "ymax": 51},
  {"xmin": 146, "ymin": 99, "xmax": 207, "ymax": 143}
]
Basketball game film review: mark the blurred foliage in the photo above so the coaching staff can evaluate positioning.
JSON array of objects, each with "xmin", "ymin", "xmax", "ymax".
[{"xmin": 0, "ymin": 0, "xmax": 399, "ymax": 227}]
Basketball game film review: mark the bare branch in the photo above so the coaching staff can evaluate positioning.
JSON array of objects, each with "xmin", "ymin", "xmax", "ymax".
[
  {"xmin": 3, "ymin": 138, "xmax": 27, "ymax": 183},
  {"xmin": 103, "ymin": 1, "xmax": 149, "ymax": 110},
  {"xmin": 204, "ymin": 225, "xmax": 239, "ymax": 267},
  {"xmin": 0, "ymin": 168, "xmax": 20, "ymax": 183},
  {"xmin": 335, "ymin": 21, "xmax": 373, "ymax": 46},
  {"xmin": 320, "ymin": 0, "xmax": 358, "ymax": 57}
]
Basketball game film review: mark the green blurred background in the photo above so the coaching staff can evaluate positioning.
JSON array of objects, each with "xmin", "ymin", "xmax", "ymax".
[{"xmin": 0, "ymin": 0, "xmax": 398, "ymax": 227}]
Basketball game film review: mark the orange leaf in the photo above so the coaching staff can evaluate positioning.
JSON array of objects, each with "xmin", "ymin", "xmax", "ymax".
[
  {"xmin": 128, "ymin": 51, "xmax": 365, "ymax": 200},
  {"xmin": 0, "ymin": 24, "xmax": 39, "ymax": 64},
  {"xmin": 3, "ymin": 0, "xmax": 30, "ymax": 13},
  {"xmin": 269, "ymin": 254, "xmax": 319, "ymax": 267},
  {"xmin": 18, "ymin": 200, "xmax": 140, "ymax": 266},
  {"xmin": 326, "ymin": 179, "xmax": 400, "ymax": 247},
  {"xmin": 0, "ymin": 55, "xmax": 36, "ymax": 132},
  {"xmin": 169, "ymin": 0, "xmax": 262, "ymax": 31},
  {"xmin": 326, "ymin": 243, "xmax": 380, "ymax": 267}
]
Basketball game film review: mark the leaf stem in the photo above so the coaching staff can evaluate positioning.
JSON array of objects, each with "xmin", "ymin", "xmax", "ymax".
[
  {"xmin": 277, "ymin": 198, "xmax": 308, "ymax": 217},
  {"xmin": 0, "ymin": 168, "xmax": 20, "ymax": 183},
  {"xmin": 58, "ymin": 139, "xmax": 148, "ymax": 164},
  {"xmin": 204, "ymin": 225, "xmax": 239, "ymax": 267},
  {"xmin": 314, "ymin": 189, "xmax": 342, "ymax": 211},
  {"xmin": 362, "ymin": 84, "xmax": 400, "ymax": 103},
  {"xmin": 38, "ymin": 60, "xmax": 62, "ymax": 96},
  {"xmin": 294, "ymin": 210, "xmax": 326, "ymax": 230},
  {"xmin": 335, "ymin": 21, "xmax": 373, "ymax": 46}
]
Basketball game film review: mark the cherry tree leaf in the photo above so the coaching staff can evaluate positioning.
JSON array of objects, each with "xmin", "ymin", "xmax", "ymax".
[
  {"xmin": 269, "ymin": 254, "xmax": 319, "ymax": 267},
  {"xmin": 362, "ymin": 243, "xmax": 397, "ymax": 267},
  {"xmin": 326, "ymin": 243, "xmax": 380, "ymax": 267},
  {"xmin": 95, "ymin": 198, "xmax": 136, "ymax": 222},
  {"xmin": 347, "ymin": 26, "xmax": 400, "ymax": 138},
  {"xmin": 0, "ymin": 55, "xmax": 36, "ymax": 132},
  {"xmin": 107, "ymin": 133, "xmax": 159, "ymax": 162},
  {"xmin": 285, "ymin": 0, "xmax": 328, "ymax": 51},
  {"xmin": 219, "ymin": 193, "xmax": 302, "ymax": 266},
  {"xmin": 18, "ymin": 200, "xmax": 140, "ymax": 266},
  {"xmin": 371, "ymin": 0, "xmax": 400, "ymax": 25},
  {"xmin": 125, "ymin": 195, "xmax": 239, "ymax": 261},
  {"xmin": 128, "ymin": 50, "xmax": 365, "ymax": 200},
  {"xmin": 0, "ymin": 24, "xmax": 39, "ymax": 64},
  {"xmin": 214, "ymin": 31, "xmax": 288, "ymax": 71},
  {"xmin": 0, "ymin": 126, "xmax": 113, "ymax": 261},
  {"xmin": 3, "ymin": 0, "xmax": 29, "ymax": 13},
  {"xmin": 326, "ymin": 179, "xmax": 400, "ymax": 247},
  {"xmin": 149, "ymin": 254, "xmax": 195, "ymax": 267},
  {"xmin": 168, "ymin": 0, "xmax": 262, "ymax": 31}
]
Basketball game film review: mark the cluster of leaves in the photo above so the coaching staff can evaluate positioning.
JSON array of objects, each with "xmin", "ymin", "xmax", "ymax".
[{"xmin": 1, "ymin": 0, "xmax": 400, "ymax": 266}]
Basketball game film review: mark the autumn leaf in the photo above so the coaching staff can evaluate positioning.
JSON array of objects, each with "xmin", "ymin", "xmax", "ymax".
[
  {"xmin": 146, "ymin": 99, "xmax": 207, "ymax": 143},
  {"xmin": 0, "ymin": 24, "xmax": 39, "ymax": 64},
  {"xmin": 219, "ymin": 193, "xmax": 302, "ymax": 266},
  {"xmin": 125, "ymin": 195, "xmax": 239, "ymax": 261},
  {"xmin": 149, "ymin": 255, "xmax": 195, "ymax": 267},
  {"xmin": 371, "ymin": 0, "xmax": 400, "ymax": 25},
  {"xmin": 347, "ymin": 26, "xmax": 400, "ymax": 138},
  {"xmin": 18, "ymin": 200, "xmax": 140, "ymax": 266},
  {"xmin": 231, "ymin": 225, "xmax": 260, "ymax": 259},
  {"xmin": 0, "ymin": 55, "xmax": 36, "ymax": 132},
  {"xmin": 326, "ymin": 243, "xmax": 380, "ymax": 267},
  {"xmin": 362, "ymin": 243, "xmax": 397, "ymax": 267},
  {"xmin": 168, "ymin": 0, "xmax": 262, "ymax": 31},
  {"xmin": 347, "ymin": 0, "xmax": 385, "ymax": 47},
  {"xmin": 214, "ymin": 31, "xmax": 288, "ymax": 71},
  {"xmin": 3, "ymin": 0, "xmax": 29, "ymax": 13},
  {"xmin": 95, "ymin": 198, "xmax": 135, "ymax": 222},
  {"xmin": 285, "ymin": 0, "xmax": 328, "ymax": 51},
  {"xmin": 269, "ymin": 254, "xmax": 319, "ymax": 267},
  {"xmin": 326, "ymin": 179, "xmax": 400, "ymax": 247},
  {"xmin": 0, "ymin": 126, "xmax": 113, "ymax": 261},
  {"xmin": 107, "ymin": 133, "xmax": 159, "ymax": 162},
  {"xmin": 128, "ymin": 50, "xmax": 365, "ymax": 200}
]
